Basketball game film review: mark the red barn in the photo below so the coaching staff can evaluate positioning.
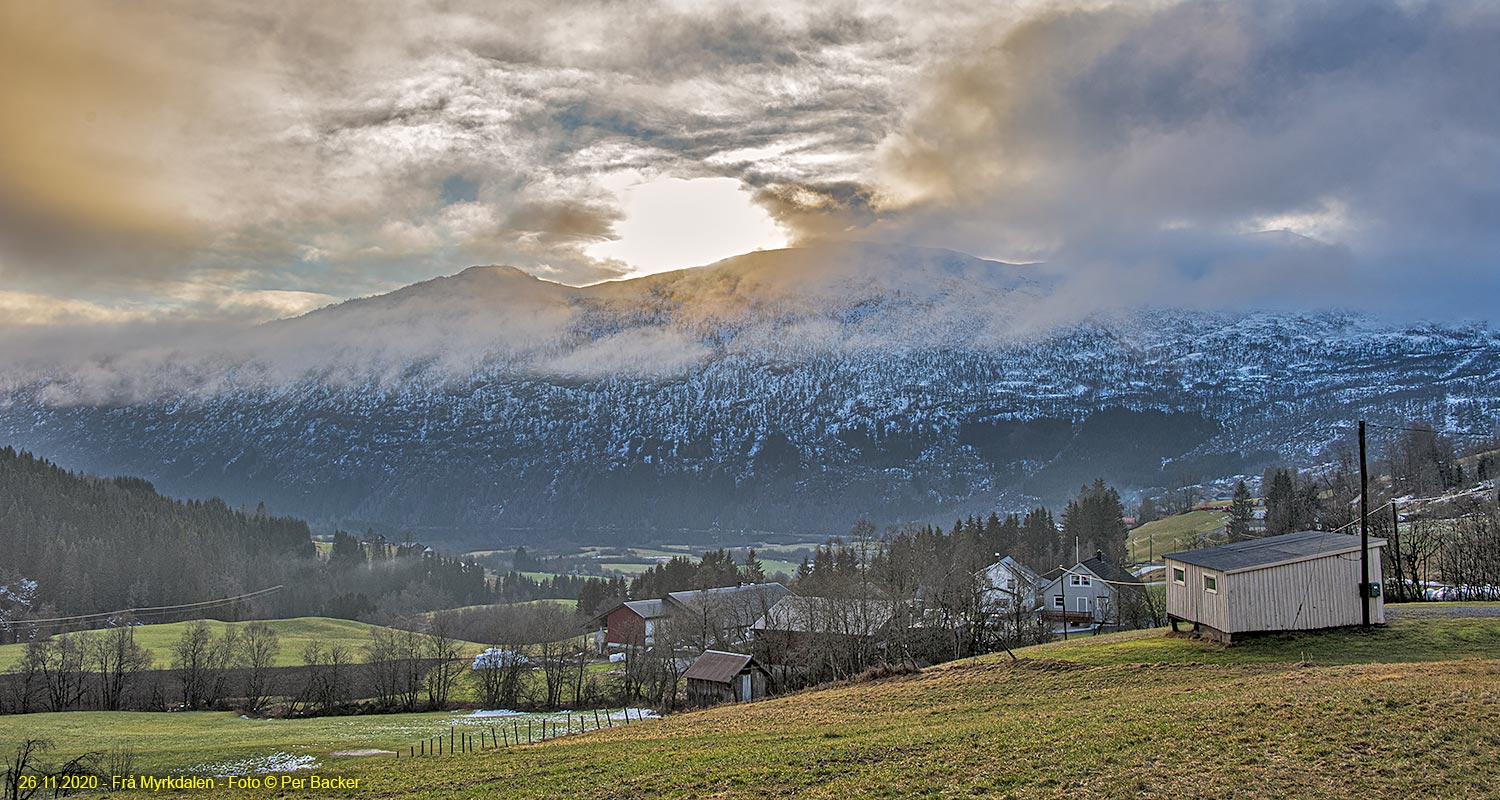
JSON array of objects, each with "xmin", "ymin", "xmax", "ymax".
[{"xmin": 593, "ymin": 599, "xmax": 667, "ymax": 649}]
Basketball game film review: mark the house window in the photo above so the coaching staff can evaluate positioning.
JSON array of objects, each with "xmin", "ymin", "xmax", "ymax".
[
  {"xmin": 1172, "ymin": 567, "xmax": 1185, "ymax": 585},
  {"xmin": 1203, "ymin": 574, "xmax": 1218, "ymax": 593},
  {"xmin": 1069, "ymin": 574, "xmax": 1091, "ymax": 587},
  {"xmin": 1053, "ymin": 595, "xmax": 1064, "ymax": 609}
]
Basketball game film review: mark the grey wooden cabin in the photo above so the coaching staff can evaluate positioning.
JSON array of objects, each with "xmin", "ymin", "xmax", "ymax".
[
  {"xmin": 684, "ymin": 650, "xmax": 769, "ymax": 706},
  {"xmin": 1165, "ymin": 530, "xmax": 1386, "ymax": 644}
]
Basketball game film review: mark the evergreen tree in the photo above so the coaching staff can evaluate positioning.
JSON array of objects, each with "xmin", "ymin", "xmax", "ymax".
[
  {"xmin": 741, "ymin": 549, "xmax": 767, "ymax": 583},
  {"xmin": 1060, "ymin": 479, "xmax": 1129, "ymax": 565},
  {"xmin": 330, "ymin": 530, "xmax": 365, "ymax": 568},
  {"xmin": 1137, "ymin": 496, "xmax": 1160, "ymax": 526},
  {"xmin": 1228, "ymin": 480, "xmax": 1255, "ymax": 540},
  {"xmin": 1263, "ymin": 468, "xmax": 1297, "ymax": 535}
]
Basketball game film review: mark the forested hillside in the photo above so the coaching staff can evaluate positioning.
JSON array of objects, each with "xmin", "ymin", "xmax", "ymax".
[
  {"xmin": 0, "ymin": 448, "xmax": 491, "ymax": 625},
  {"xmin": 4, "ymin": 245, "xmax": 1496, "ymax": 543}
]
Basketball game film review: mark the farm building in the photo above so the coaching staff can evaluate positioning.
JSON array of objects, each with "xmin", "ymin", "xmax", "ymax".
[
  {"xmin": 1164, "ymin": 530, "xmax": 1386, "ymax": 644},
  {"xmin": 592, "ymin": 583, "xmax": 790, "ymax": 652},
  {"xmin": 593, "ymin": 599, "xmax": 668, "ymax": 649},
  {"xmin": 1035, "ymin": 553, "xmax": 1144, "ymax": 630},
  {"xmin": 666, "ymin": 583, "xmax": 791, "ymax": 650},
  {"xmin": 683, "ymin": 650, "xmax": 770, "ymax": 706},
  {"xmin": 750, "ymin": 595, "xmax": 894, "ymax": 671}
]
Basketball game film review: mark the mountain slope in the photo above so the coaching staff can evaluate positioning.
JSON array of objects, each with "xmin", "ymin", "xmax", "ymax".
[{"xmin": 0, "ymin": 243, "xmax": 1496, "ymax": 545}]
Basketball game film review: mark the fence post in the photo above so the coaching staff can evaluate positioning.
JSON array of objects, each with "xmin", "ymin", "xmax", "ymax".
[
  {"xmin": 594, "ymin": 709, "xmax": 601, "ymax": 731},
  {"xmin": 527, "ymin": 720, "xmax": 533, "ymax": 744}
]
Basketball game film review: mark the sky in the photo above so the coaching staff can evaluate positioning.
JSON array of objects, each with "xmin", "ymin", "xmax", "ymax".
[{"xmin": 0, "ymin": 0, "xmax": 1496, "ymax": 330}]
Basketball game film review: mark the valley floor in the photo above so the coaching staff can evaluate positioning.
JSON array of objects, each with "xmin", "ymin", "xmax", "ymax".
[{"xmin": 14, "ymin": 614, "xmax": 1500, "ymax": 799}]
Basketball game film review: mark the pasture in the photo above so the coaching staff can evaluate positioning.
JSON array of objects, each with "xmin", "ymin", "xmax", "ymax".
[
  {"xmin": 0, "ymin": 618, "xmax": 491, "ymax": 671},
  {"xmin": 94, "ymin": 616, "xmax": 1500, "ymax": 798},
  {"xmin": 1126, "ymin": 509, "xmax": 1230, "ymax": 562}
]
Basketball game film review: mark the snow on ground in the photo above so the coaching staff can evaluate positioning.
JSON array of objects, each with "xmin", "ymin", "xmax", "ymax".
[{"xmin": 189, "ymin": 752, "xmax": 319, "ymax": 776}]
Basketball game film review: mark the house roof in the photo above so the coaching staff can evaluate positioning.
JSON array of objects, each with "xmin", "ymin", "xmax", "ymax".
[
  {"xmin": 1079, "ymin": 556, "xmax": 1141, "ymax": 587},
  {"xmin": 1036, "ymin": 557, "xmax": 1144, "ymax": 600},
  {"xmin": 1164, "ymin": 530, "xmax": 1387, "ymax": 574},
  {"xmin": 751, "ymin": 595, "xmax": 893, "ymax": 635},
  {"xmin": 666, "ymin": 583, "xmax": 791, "ymax": 628},
  {"xmin": 683, "ymin": 650, "xmax": 761, "ymax": 684},
  {"xmin": 623, "ymin": 599, "xmax": 666, "ymax": 619},
  {"xmin": 994, "ymin": 556, "xmax": 1040, "ymax": 586}
]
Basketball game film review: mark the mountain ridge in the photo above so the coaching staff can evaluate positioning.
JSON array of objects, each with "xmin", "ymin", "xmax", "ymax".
[{"xmin": 0, "ymin": 243, "xmax": 1495, "ymax": 545}]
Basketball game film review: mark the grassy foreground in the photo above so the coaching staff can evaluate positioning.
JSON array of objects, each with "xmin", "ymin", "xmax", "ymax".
[
  {"xmin": 0, "ymin": 617, "xmax": 490, "ymax": 670},
  {"xmin": 40, "ymin": 617, "xmax": 1487, "ymax": 798}
]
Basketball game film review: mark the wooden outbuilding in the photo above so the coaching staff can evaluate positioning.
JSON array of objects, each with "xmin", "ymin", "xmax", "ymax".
[
  {"xmin": 1165, "ymin": 530, "xmax": 1386, "ymax": 644},
  {"xmin": 684, "ymin": 650, "xmax": 769, "ymax": 706}
]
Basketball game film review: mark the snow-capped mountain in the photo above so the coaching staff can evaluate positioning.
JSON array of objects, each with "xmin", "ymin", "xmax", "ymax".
[{"xmin": 1, "ymin": 243, "xmax": 1495, "ymax": 545}]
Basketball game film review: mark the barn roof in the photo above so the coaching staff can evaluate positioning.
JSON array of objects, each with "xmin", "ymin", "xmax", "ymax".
[
  {"xmin": 683, "ymin": 650, "xmax": 759, "ymax": 684},
  {"xmin": 666, "ymin": 583, "xmax": 791, "ymax": 628},
  {"xmin": 623, "ymin": 599, "xmax": 667, "ymax": 618},
  {"xmin": 751, "ymin": 596, "xmax": 893, "ymax": 635},
  {"xmin": 592, "ymin": 598, "xmax": 665, "ymax": 624},
  {"xmin": 1165, "ymin": 530, "xmax": 1387, "ymax": 574}
]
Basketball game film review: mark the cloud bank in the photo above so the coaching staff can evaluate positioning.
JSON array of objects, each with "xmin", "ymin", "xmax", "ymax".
[{"xmin": 0, "ymin": 0, "xmax": 1494, "ymax": 339}]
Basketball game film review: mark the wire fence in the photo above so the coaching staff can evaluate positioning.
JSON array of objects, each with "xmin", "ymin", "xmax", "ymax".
[{"xmin": 393, "ymin": 708, "xmax": 653, "ymax": 758}]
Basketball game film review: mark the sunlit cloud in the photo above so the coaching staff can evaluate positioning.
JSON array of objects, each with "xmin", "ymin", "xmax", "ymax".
[
  {"xmin": 0, "ymin": 0, "xmax": 1493, "ymax": 327},
  {"xmin": 587, "ymin": 177, "xmax": 790, "ymax": 276}
]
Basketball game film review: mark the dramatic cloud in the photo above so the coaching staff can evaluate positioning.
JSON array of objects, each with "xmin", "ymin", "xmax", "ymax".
[
  {"xmin": 862, "ymin": 1, "xmax": 1500, "ymax": 317},
  {"xmin": 0, "ymin": 0, "xmax": 1494, "ymax": 330}
]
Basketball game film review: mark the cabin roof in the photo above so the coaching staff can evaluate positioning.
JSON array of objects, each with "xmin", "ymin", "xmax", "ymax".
[
  {"xmin": 1165, "ymin": 530, "xmax": 1387, "ymax": 574},
  {"xmin": 683, "ymin": 650, "xmax": 761, "ymax": 684}
]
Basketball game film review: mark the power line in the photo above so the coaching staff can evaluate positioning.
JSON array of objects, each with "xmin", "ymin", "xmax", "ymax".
[
  {"xmin": 5, "ymin": 585, "xmax": 284, "ymax": 630},
  {"xmin": 1361, "ymin": 422, "xmax": 1498, "ymax": 440}
]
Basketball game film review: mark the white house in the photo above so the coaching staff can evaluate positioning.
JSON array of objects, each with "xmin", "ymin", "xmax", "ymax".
[
  {"xmin": 979, "ymin": 556, "xmax": 1041, "ymax": 614},
  {"xmin": 1164, "ymin": 530, "xmax": 1386, "ymax": 644}
]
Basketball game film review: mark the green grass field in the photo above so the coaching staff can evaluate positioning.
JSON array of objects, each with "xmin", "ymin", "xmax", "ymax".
[
  {"xmin": 1006, "ymin": 615, "xmax": 1500, "ymax": 667},
  {"xmin": 0, "ymin": 618, "xmax": 491, "ymax": 671},
  {"xmin": 0, "ymin": 707, "xmax": 649, "ymax": 775},
  {"xmin": 1127, "ymin": 509, "xmax": 1229, "ymax": 562},
  {"xmin": 8, "ymin": 616, "xmax": 1498, "ymax": 797}
]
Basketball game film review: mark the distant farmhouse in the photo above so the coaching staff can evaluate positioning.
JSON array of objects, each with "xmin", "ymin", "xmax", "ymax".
[
  {"xmin": 595, "ymin": 599, "xmax": 669, "ymax": 649},
  {"xmin": 684, "ymin": 650, "xmax": 770, "ymax": 706},
  {"xmin": 1036, "ymin": 552, "xmax": 1144, "ymax": 630},
  {"xmin": 979, "ymin": 556, "xmax": 1041, "ymax": 615},
  {"xmin": 750, "ymin": 595, "xmax": 894, "ymax": 674},
  {"xmin": 1165, "ymin": 530, "xmax": 1386, "ymax": 644},
  {"xmin": 592, "ymin": 583, "xmax": 790, "ymax": 652}
]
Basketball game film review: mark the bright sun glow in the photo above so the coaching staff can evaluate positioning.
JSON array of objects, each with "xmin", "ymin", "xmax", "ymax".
[{"xmin": 588, "ymin": 177, "xmax": 789, "ymax": 277}]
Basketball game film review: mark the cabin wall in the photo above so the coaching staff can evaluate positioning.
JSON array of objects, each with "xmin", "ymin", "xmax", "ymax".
[
  {"xmin": 1168, "ymin": 546, "xmax": 1386, "ymax": 634},
  {"xmin": 1226, "ymin": 546, "xmax": 1385, "ymax": 632},
  {"xmin": 1166, "ymin": 559, "xmax": 1229, "ymax": 631}
]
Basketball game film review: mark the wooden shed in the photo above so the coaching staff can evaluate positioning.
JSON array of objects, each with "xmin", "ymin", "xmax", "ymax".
[
  {"xmin": 1165, "ymin": 530, "xmax": 1386, "ymax": 644},
  {"xmin": 684, "ymin": 650, "xmax": 769, "ymax": 706}
]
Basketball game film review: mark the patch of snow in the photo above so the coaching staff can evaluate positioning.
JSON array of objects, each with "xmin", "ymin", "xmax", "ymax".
[{"xmin": 189, "ymin": 752, "xmax": 318, "ymax": 777}]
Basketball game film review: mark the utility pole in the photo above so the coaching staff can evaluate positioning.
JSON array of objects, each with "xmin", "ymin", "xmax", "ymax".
[
  {"xmin": 1060, "ymin": 568, "xmax": 1068, "ymax": 641},
  {"xmin": 1358, "ymin": 420, "xmax": 1371, "ymax": 628}
]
